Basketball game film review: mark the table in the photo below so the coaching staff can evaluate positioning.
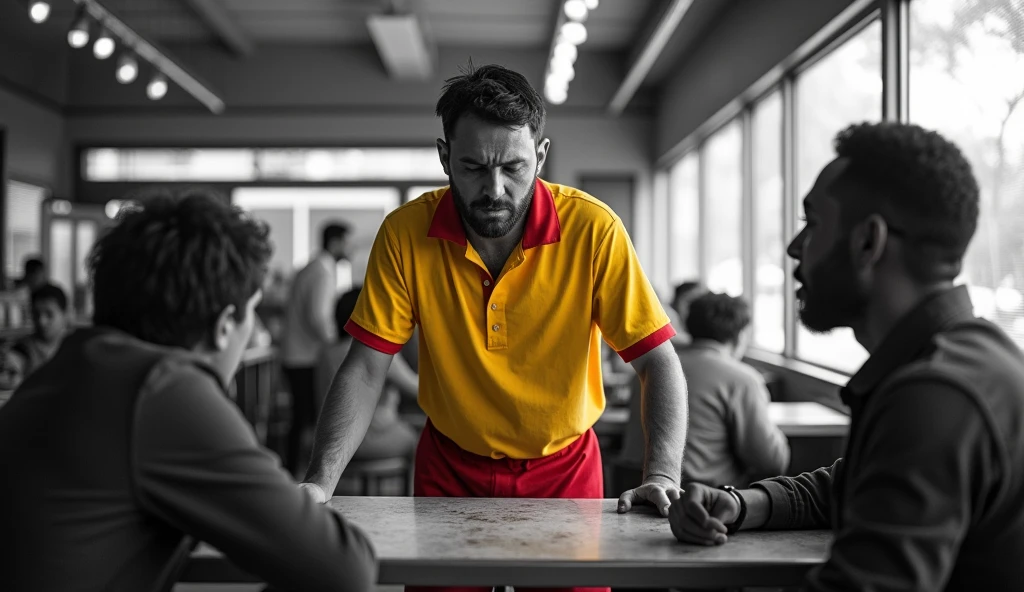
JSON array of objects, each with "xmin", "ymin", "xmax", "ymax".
[
  {"xmin": 595, "ymin": 401, "xmax": 849, "ymax": 438},
  {"xmin": 184, "ymin": 497, "xmax": 832, "ymax": 588},
  {"xmin": 767, "ymin": 402, "xmax": 850, "ymax": 438}
]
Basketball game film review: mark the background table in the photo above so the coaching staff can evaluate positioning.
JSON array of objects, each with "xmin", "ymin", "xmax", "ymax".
[
  {"xmin": 185, "ymin": 497, "xmax": 832, "ymax": 588},
  {"xmin": 768, "ymin": 401, "xmax": 849, "ymax": 437}
]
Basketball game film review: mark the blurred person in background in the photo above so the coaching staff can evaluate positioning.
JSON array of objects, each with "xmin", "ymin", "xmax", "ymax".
[
  {"xmin": 317, "ymin": 287, "xmax": 419, "ymax": 467},
  {"xmin": 282, "ymin": 222, "xmax": 352, "ymax": 473},
  {"xmin": 2, "ymin": 283, "xmax": 72, "ymax": 389},
  {"xmin": 15, "ymin": 257, "xmax": 47, "ymax": 292},
  {"xmin": 677, "ymin": 292, "xmax": 788, "ymax": 486},
  {"xmin": 668, "ymin": 280, "xmax": 707, "ymax": 346}
]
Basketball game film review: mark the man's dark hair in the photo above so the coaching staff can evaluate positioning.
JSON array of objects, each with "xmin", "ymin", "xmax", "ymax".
[
  {"xmin": 435, "ymin": 62, "xmax": 546, "ymax": 143},
  {"xmin": 23, "ymin": 258, "xmax": 44, "ymax": 276},
  {"xmin": 322, "ymin": 223, "xmax": 350, "ymax": 250},
  {"xmin": 88, "ymin": 189, "xmax": 272, "ymax": 349},
  {"xmin": 832, "ymin": 122, "xmax": 979, "ymax": 282},
  {"xmin": 673, "ymin": 281, "xmax": 706, "ymax": 304},
  {"xmin": 334, "ymin": 287, "xmax": 361, "ymax": 340},
  {"xmin": 686, "ymin": 293, "xmax": 752, "ymax": 345},
  {"xmin": 30, "ymin": 283, "xmax": 67, "ymax": 311}
]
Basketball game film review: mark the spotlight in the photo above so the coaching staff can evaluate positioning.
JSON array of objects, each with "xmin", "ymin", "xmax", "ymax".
[
  {"xmin": 29, "ymin": 1, "xmax": 50, "ymax": 23},
  {"xmin": 93, "ymin": 30, "xmax": 115, "ymax": 60},
  {"xmin": 559, "ymin": 21, "xmax": 587, "ymax": 46},
  {"xmin": 564, "ymin": 0, "xmax": 588, "ymax": 22},
  {"xmin": 550, "ymin": 59, "xmax": 575, "ymax": 82},
  {"xmin": 115, "ymin": 54, "xmax": 138, "ymax": 84},
  {"xmin": 68, "ymin": 11, "xmax": 90, "ymax": 48},
  {"xmin": 584, "ymin": 0, "xmax": 599, "ymax": 9},
  {"xmin": 147, "ymin": 74, "xmax": 168, "ymax": 100},
  {"xmin": 545, "ymin": 85, "xmax": 568, "ymax": 105},
  {"xmin": 553, "ymin": 42, "xmax": 578, "ymax": 65}
]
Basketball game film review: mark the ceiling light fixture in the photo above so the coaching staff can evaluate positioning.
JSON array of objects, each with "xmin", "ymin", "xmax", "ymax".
[
  {"xmin": 115, "ymin": 53, "xmax": 138, "ymax": 84},
  {"xmin": 559, "ymin": 21, "xmax": 588, "ymax": 46},
  {"xmin": 93, "ymin": 29, "xmax": 115, "ymax": 59},
  {"xmin": 146, "ymin": 73, "xmax": 168, "ymax": 100},
  {"xmin": 563, "ymin": 0, "xmax": 588, "ymax": 22},
  {"xmin": 544, "ymin": 0, "xmax": 596, "ymax": 106},
  {"xmin": 67, "ymin": 0, "xmax": 225, "ymax": 113},
  {"xmin": 68, "ymin": 7, "xmax": 90, "ymax": 48},
  {"xmin": 29, "ymin": 1, "xmax": 51, "ymax": 23}
]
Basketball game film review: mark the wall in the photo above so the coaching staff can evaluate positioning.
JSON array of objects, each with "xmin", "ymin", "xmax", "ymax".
[
  {"xmin": 654, "ymin": 0, "xmax": 857, "ymax": 159},
  {"xmin": 0, "ymin": 85, "xmax": 66, "ymax": 194}
]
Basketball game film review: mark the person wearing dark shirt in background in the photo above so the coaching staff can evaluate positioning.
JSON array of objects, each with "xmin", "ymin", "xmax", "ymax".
[
  {"xmin": 0, "ymin": 191, "xmax": 376, "ymax": 592},
  {"xmin": 669, "ymin": 122, "xmax": 1024, "ymax": 591},
  {"xmin": 5, "ymin": 283, "xmax": 71, "ymax": 386},
  {"xmin": 679, "ymin": 292, "xmax": 789, "ymax": 487}
]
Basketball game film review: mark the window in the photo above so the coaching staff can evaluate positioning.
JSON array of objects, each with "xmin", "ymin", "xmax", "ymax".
[
  {"xmin": 407, "ymin": 185, "xmax": 442, "ymax": 203},
  {"xmin": 232, "ymin": 187, "xmax": 401, "ymax": 286},
  {"xmin": 910, "ymin": 0, "xmax": 1024, "ymax": 352},
  {"xmin": 704, "ymin": 120, "xmax": 743, "ymax": 296},
  {"xmin": 668, "ymin": 152, "xmax": 700, "ymax": 284},
  {"xmin": 84, "ymin": 148, "xmax": 256, "ymax": 181},
  {"xmin": 793, "ymin": 19, "xmax": 882, "ymax": 373},
  {"xmin": 752, "ymin": 91, "xmax": 785, "ymax": 352},
  {"xmin": 5, "ymin": 180, "xmax": 45, "ymax": 280},
  {"xmin": 82, "ymin": 148, "xmax": 447, "ymax": 182}
]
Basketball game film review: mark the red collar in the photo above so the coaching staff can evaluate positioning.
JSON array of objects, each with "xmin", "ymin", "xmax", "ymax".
[{"xmin": 427, "ymin": 178, "xmax": 561, "ymax": 249}]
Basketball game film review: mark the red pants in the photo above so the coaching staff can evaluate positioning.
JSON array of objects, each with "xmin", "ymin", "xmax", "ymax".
[{"xmin": 407, "ymin": 421, "xmax": 609, "ymax": 592}]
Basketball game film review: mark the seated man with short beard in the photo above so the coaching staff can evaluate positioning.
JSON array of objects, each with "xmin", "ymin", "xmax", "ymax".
[{"xmin": 669, "ymin": 122, "xmax": 1024, "ymax": 591}]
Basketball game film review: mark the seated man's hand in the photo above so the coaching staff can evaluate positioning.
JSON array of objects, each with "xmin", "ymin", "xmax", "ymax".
[
  {"xmin": 298, "ymin": 482, "xmax": 328, "ymax": 504},
  {"xmin": 617, "ymin": 474, "xmax": 683, "ymax": 517},
  {"xmin": 668, "ymin": 483, "xmax": 740, "ymax": 546}
]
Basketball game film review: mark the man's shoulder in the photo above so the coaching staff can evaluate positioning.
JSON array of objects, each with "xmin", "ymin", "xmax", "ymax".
[
  {"xmin": 383, "ymin": 188, "xmax": 446, "ymax": 238},
  {"xmin": 545, "ymin": 181, "xmax": 620, "ymax": 231}
]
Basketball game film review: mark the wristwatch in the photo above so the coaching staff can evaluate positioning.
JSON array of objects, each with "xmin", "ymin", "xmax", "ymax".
[{"xmin": 718, "ymin": 485, "xmax": 747, "ymax": 534}]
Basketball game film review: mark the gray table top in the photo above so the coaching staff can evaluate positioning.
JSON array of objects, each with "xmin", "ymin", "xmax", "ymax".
[
  {"xmin": 186, "ymin": 496, "xmax": 833, "ymax": 588},
  {"xmin": 598, "ymin": 401, "xmax": 849, "ymax": 438}
]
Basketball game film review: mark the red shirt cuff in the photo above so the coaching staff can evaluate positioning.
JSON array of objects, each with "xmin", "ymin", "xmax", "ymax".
[
  {"xmin": 344, "ymin": 320, "xmax": 404, "ymax": 355},
  {"xmin": 617, "ymin": 323, "xmax": 676, "ymax": 363}
]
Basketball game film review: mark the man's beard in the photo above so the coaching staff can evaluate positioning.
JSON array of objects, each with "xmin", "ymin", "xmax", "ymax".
[
  {"xmin": 797, "ymin": 237, "xmax": 869, "ymax": 333},
  {"xmin": 450, "ymin": 176, "xmax": 535, "ymax": 239}
]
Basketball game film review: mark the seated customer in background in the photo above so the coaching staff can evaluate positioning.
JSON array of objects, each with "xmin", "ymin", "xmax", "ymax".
[
  {"xmin": 668, "ymin": 280, "xmax": 707, "ymax": 347},
  {"xmin": 2, "ymin": 283, "xmax": 71, "ymax": 389},
  {"xmin": 317, "ymin": 287, "xmax": 419, "ymax": 465},
  {"xmin": 0, "ymin": 191, "xmax": 375, "ymax": 592},
  {"xmin": 670, "ymin": 123, "xmax": 1024, "ymax": 591},
  {"xmin": 680, "ymin": 292, "xmax": 789, "ymax": 486}
]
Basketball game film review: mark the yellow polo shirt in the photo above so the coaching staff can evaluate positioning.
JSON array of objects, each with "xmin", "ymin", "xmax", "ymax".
[{"xmin": 347, "ymin": 179, "xmax": 673, "ymax": 459}]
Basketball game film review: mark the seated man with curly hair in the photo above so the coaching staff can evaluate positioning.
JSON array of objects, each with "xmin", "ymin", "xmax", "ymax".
[
  {"xmin": 0, "ymin": 190, "xmax": 376, "ymax": 592},
  {"xmin": 669, "ymin": 122, "xmax": 1024, "ymax": 591}
]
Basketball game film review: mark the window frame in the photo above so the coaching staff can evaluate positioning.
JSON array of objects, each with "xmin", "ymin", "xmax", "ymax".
[{"xmin": 657, "ymin": 0, "xmax": 909, "ymax": 377}]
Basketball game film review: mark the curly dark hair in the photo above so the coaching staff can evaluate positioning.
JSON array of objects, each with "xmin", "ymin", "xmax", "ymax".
[
  {"xmin": 89, "ymin": 188, "xmax": 272, "ymax": 349},
  {"xmin": 685, "ymin": 292, "xmax": 751, "ymax": 345},
  {"xmin": 832, "ymin": 122, "xmax": 979, "ymax": 282},
  {"xmin": 435, "ymin": 62, "xmax": 546, "ymax": 142}
]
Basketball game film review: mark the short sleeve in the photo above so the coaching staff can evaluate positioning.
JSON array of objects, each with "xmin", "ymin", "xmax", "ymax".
[
  {"xmin": 346, "ymin": 220, "xmax": 415, "ymax": 355},
  {"xmin": 592, "ymin": 217, "xmax": 674, "ymax": 362}
]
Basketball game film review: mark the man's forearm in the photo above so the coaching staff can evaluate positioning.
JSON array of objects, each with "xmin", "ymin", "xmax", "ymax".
[
  {"xmin": 639, "ymin": 352, "xmax": 688, "ymax": 484},
  {"xmin": 304, "ymin": 356, "xmax": 386, "ymax": 493}
]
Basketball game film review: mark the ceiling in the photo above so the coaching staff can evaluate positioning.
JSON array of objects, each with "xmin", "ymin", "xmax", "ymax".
[{"xmin": 34, "ymin": 0, "xmax": 657, "ymax": 50}]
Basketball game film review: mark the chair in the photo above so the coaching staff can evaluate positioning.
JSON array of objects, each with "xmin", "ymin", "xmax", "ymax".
[
  {"xmin": 338, "ymin": 456, "xmax": 411, "ymax": 496},
  {"xmin": 151, "ymin": 535, "xmax": 197, "ymax": 592}
]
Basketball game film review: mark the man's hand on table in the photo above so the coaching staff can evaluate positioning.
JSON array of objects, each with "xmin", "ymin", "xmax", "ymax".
[
  {"xmin": 617, "ymin": 474, "xmax": 684, "ymax": 517},
  {"xmin": 668, "ymin": 482, "xmax": 740, "ymax": 546},
  {"xmin": 298, "ymin": 482, "xmax": 328, "ymax": 504}
]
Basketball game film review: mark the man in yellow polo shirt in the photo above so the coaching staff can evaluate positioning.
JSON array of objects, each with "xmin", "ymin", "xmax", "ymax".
[{"xmin": 302, "ymin": 64, "xmax": 687, "ymax": 581}]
